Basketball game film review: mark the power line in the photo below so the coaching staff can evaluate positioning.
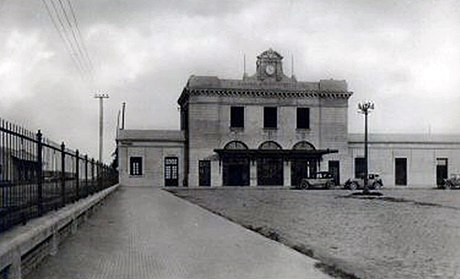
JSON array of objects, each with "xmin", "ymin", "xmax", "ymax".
[
  {"xmin": 41, "ymin": 0, "xmax": 94, "ymax": 81},
  {"xmin": 65, "ymin": 0, "xmax": 94, "ymax": 74},
  {"xmin": 41, "ymin": 0, "xmax": 86, "ymax": 77},
  {"xmin": 57, "ymin": 0, "xmax": 93, "ymax": 78},
  {"xmin": 46, "ymin": 0, "xmax": 87, "ymax": 76}
]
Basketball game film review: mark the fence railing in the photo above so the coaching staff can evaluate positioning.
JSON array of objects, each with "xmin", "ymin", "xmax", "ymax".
[{"xmin": 0, "ymin": 118, "xmax": 118, "ymax": 233}]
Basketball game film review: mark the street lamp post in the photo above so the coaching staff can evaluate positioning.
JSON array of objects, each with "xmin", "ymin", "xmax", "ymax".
[{"xmin": 358, "ymin": 101, "xmax": 374, "ymax": 194}]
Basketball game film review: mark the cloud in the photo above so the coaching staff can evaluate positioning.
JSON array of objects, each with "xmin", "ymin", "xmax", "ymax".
[{"xmin": 2, "ymin": 0, "xmax": 460, "ymax": 162}]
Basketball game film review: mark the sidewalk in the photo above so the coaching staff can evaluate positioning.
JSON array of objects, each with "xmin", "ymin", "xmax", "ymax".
[{"xmin": 26, "ymin": 187, "xmax": 331, "ymax": 279}]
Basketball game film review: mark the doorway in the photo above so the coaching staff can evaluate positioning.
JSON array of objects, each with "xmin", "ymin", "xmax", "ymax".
[
  {"xmin": 395, "ymin": 158, "xmax": 407, "ymax": 186},
  {"xmin": 328, "ymin": 160, "xmax": 340, "ymax": 185},
  {"xmin": 164, "ymin": 157, "xmax": 179, "ymax": 186},
  {"xmin": 436, "ymin": 158, "xmax": 448, "ymax": 186},
  {"xmin": 223, "ymin": 157, "xmax": 249, "ymax": 186},
  {"xmin": 354, "ymin": 157, "xmax": 365, "ymax": 178},
  {"xmin": 199, "ymin": 160, "xmax": 211, "ymax": 186},
  {"xmin": 257, "ymin": 157, "xmax": 283, "ymax": 186}
]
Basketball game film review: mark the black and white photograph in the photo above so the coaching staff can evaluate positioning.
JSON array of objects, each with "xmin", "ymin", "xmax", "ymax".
[{"xmin": 1, "ymin": 1, "xmax": 460, "ymax": 278}]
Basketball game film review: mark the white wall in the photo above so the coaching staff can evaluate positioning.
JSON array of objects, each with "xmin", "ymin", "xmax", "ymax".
[
  {"xmin": 119, "ymin": 141, "xmax": 184, "ymax": 187},
  {"xmin": 349, "ymin": 142, "xmax": 460, "ymax": 187}
]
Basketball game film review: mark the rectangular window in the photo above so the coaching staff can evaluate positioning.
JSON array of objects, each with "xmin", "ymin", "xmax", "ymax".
[
  {"xmin": 230, "ymin": 106, "xmax": 244, "ymax": 128},
  {"xmin": 297, "ymin": 107, "xmax": 310, "ymax": 129},
  {"xmin": 130, "ymin": 157, "xmax": 143, "ymax": 176},
  {"xmin": 264, "ymin": 107, "xmax": 277, "ymax": 128}
]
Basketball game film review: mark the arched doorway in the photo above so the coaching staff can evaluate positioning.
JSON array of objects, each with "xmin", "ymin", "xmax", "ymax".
[
  {"xmin": 291, "ymin": 141, "xmax": 317, "ymax": 186},
  {"xmin": 222, "ymin": 141, "xmax": 250, "ymax": 186},
  {"xmin": 257, "ymin": 141, "xmax": 283, "ymax": 186}
]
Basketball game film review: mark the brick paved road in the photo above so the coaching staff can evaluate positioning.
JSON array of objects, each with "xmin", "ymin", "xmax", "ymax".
[
  {"xmin": 172, "ymin": 188, "xmax": 460, "ymax": 279},
  {"xmin": 26, "ymin": 187, "xmax": 331, "ymax": 279}
]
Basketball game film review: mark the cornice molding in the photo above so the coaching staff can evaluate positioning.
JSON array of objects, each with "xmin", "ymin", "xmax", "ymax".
[{"xmin": 183, "ymin": 88, "xmax": 352, "ymax": 99}]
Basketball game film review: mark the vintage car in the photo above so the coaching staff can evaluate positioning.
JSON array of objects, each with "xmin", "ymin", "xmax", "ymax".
[
  {"xmin": 344, "ymin": 173, "xmax": 383, "ymax": 190},
  {"xmin": 443, "ymin": 174, "xmax": 460, "ymax": 189},
  {"xmin": 294, "ymin": 171, "xmax": 335, "ymax": 189}
]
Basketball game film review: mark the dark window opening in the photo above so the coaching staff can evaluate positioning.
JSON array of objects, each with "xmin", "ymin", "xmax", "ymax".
[
  {"xmin": 230, "ymin": 106, "xmax": 244, "ymax": 128},
  {"xmin": 297, "ymin": 108, "xmax": 310, "ymax": 129},
  {"xmin": 264, "ymin": 107, "xmax": 277, "ymax": 128},
  {"xmin": 130, "ymin": 157, "xmax": 143, "ymax": 176}
]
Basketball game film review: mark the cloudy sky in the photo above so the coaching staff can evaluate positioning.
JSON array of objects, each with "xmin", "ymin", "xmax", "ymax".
[{"xmin": 1, "ymin": 0, "xmax": 460, "ymax": 162}]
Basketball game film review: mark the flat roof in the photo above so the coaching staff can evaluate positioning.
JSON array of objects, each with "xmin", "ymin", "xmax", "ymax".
[
  {"xmin": 186, "ymin": 76, "xmax": 349, "ymax": 92},
  {"xmin": 117, "ymin": 129, "xmax": 185, "ymax": 142},
  {"xmin": 348, "ymin": 133, "xmax": 460, "ymax": 144}
]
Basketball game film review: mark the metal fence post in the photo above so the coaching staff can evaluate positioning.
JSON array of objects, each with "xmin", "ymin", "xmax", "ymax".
[
  {"xmin": 75, "ymin": 150, "xmax": 80, "ymax": 201},
  {"xmin": 61, "ymin": 142, "xmax": 66, "ymax": 207},
  {"xmin": 101, "ymin": 164, "xmax": 106, "ymax": 190},
  {"xmin": 97, "ymin": 162, "xmax": 102, "ymax": 191},
  {"xmin": 91, "ymin": 158, "xmax": 95, "ymax": 194},
  {"xmin": 84, "ymin": 154, "xmax": 88, "ymax": 197},
  {"xmin": 36, "ymin": 130, "xmax": 43, "ymax": 215}
]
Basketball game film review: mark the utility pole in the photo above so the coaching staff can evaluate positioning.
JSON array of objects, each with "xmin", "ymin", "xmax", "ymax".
[
  {"xmin": 121, "ymin": 102, "xmax": 126, "ymax": 130},
  {"xmin": 94, "ymin": 93, "xmax": 109, "ymax": 162}
]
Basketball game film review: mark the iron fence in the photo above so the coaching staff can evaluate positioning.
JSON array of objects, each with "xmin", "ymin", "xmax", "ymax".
[{"xmin": 0, "ymin": 118, "xmax": 118, "ymax": 233}]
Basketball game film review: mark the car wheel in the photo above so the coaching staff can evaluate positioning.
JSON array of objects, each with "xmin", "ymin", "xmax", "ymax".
[
  {"xmin": 373, "ymin": 183, "xmax": 381, "ymax": 190},
  {"xmin": 300, "ymin": 181, "xmax": 308, "ymax": 189},
  {"xmin": 349, "ymin": 182, "xmax": 358, "ymax": 190},
  {"xmin": 325, "ymin": 182, "xmax": 331, "ymax": 189},
  {"xmin": 445, "ymin": 183, "xmax": 452, "ymax": 190}
]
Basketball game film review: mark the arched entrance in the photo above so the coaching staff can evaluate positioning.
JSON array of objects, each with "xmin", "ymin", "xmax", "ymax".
[
  {"xmin": 222, "ymin": 141, "xmax": 250, "ymax": 186},
  {"xmin": 257, "ymin": 141, "xmax": 283, "ymax": 186},
  {"xmin": 291, "ymin": 141, "xmax": 317, "ymax": 186}
]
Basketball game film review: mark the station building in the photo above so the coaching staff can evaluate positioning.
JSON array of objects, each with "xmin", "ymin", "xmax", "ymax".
[{"xmin": 117, "ymin": 49, "xmax": 460, "ymax": 188}]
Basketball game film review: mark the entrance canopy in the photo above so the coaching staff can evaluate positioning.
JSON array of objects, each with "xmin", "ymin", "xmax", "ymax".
[{"xmin": 213, "ymin": 148, "xmax": 338, "ymax": 160}]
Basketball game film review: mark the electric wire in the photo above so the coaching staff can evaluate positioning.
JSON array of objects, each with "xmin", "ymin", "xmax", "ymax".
[
  {"xmin": 65, "ymin": 0, "xmax": 94, "ymax": 74},
  {"xmin": 42, "ymin": 0, "xmax": 93, "ymax": 81},
  {"xmin": 57, "ymin": 0, "xmax": 93, "ymax": 78},
  {"xmin": 41, "ymin": 0, "xmax": 86, "ymax": 78}
]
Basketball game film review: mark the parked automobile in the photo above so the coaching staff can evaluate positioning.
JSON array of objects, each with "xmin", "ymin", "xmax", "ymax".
[
  {"xmin": 294, "ymin": 171, "xmax": 335, "ymax": 189},
  {"xmin": 344, "ymin": 173, "xmax": 383, "ymax": 190},
  {"xmin": 442, "ymin": 174, "xmax": 460, "ymax": 189}
]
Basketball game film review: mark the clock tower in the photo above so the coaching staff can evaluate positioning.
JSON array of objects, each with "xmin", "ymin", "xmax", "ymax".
[{"xmin": 255, "ymin": 48, "xmax": 284, "ymax": 81}]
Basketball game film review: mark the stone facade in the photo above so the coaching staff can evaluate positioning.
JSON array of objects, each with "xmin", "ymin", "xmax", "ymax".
[{"xmin": 178, "ymin": 49, "xmax": 352, "ymax": 187}]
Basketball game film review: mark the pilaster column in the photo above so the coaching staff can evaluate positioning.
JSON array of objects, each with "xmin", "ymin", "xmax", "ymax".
[
  {"xmin": 250, "ymin": 160, "xmax": 257, "ymax": 187},
  {"xmin": 284, "ymin": 160, "xmax": 291, "ymax": 187},
  {"xmin": 213, "ymin": 160, "xmax": 223, "ymax": 187}
]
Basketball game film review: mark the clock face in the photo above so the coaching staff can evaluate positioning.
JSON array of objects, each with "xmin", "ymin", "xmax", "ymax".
[{"xmin": 265, "ymin": 64, "xmax": 275, "ymax": 76}]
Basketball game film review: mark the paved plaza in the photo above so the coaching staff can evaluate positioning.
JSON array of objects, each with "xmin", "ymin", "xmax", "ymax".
[
  {"xmin": 26, "ymin": 187, "xmax": 331, "ymax": 279},
  {"xmin": 172, "ymin": 188, "xmax": 460, "ymax": 279}
]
